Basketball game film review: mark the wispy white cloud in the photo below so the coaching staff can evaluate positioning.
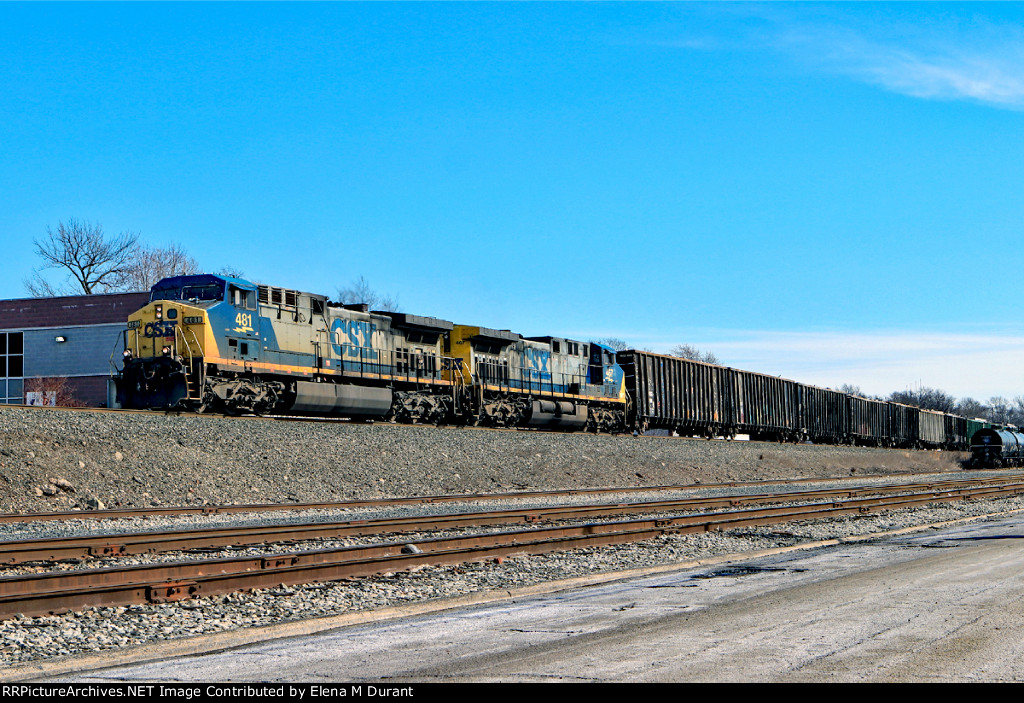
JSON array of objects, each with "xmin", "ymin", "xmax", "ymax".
[
  {"xmin": 792, "ymin": 19, "xmax": 1024, "ymax": 109},
  {"xmin": 682, "ymin": 6, "xmax": 1024, "ymax": 110}
]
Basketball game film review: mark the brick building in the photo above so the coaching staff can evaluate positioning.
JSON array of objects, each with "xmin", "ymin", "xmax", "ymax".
[{"xmin": 0, "ymin": 292, "xmax": 150, "ymax": 407}]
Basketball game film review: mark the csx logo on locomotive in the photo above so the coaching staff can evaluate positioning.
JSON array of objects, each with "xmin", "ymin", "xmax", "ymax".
[
  {"xmin": 523, "ymin": 348, "xmax": 551, "ymax": 380},
  {"xmin": 144, "ymin": 321, "xmax": 177, "ymax": 338},
  {"xmin": 331, "ymin": 319, "xmax": 383, "ymax": 358}
]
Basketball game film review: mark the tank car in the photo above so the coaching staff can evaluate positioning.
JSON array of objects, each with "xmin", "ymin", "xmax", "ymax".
[{"xmin": 970, "ymin": 427, "xmax": 1024, "ymax": 468}]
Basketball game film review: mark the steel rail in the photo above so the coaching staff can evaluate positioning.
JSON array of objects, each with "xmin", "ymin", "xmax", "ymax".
[
  {"xmin": 2, "ymin": 467, "xmax": 1019, "ymax": 525},
  {"xmin": 1, "ymin": 480, "xmax": 1023, "ymax": 619},
  {"xmin": 2, "ymin": 476, "xmax": 1021, "ymax": 564}
]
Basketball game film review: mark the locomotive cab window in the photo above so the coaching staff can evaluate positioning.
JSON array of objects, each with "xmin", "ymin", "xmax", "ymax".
[
  {"xmin": 157, "ymin": 282, "xmax": 224, "ymax": 303},
  {"xmin": 230, "ymin": 286, "xmax": 256, "ymax": 310}
]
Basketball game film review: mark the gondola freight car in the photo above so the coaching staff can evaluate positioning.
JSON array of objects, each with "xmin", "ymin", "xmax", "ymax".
[{"xmin": 617, "ymin": 350, "xmax": 808, "ymax": 441}]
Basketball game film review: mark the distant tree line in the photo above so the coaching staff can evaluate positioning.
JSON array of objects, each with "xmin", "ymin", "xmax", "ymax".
[{"xmin": 838, "ymin": 384, "xmax": 1024, "ymax": 425}]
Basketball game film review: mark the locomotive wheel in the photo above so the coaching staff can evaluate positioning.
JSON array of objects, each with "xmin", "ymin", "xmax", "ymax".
[{"xmin": 192, "ymin": 388, "xmax": 219, "ymax": 414}]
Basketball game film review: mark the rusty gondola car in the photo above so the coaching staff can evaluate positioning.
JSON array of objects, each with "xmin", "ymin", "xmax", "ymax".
[
  {"xmin": 799, "ymin": 384, "xmax": 848, "ymax": 444},
  {"xmin": 918, "ymin": 408, "xmax": 946, "ymax": 449},
  {"xmin": 618, "ymin": 350, "xmax": 806, "ymax": 441},
  {"xmin": 846, "ymin": 395, "xmax": 888, "ymax": 446},
  {"xmin": 616, "ymin": 350, "xmax": 734, "ymax": 438}
]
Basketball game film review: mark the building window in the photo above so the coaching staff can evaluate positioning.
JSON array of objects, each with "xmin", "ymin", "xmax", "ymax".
[{"xmin": 0, "ymin": 332, "xmax": 24, "ymax": 404}]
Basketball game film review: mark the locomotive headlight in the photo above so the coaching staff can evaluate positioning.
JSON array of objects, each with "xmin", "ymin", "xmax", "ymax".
[{"xmin": 155, "ymin": 304, "xmax": 163, "ymax": 320}]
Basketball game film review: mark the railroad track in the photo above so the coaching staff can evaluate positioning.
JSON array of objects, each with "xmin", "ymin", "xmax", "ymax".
[
  {"xmin": 3, "ymin": 476, "xmax": 1024, "ymax": 619},
  {"xmin": 1, "ymin": 475, "xmax": 1021, "ymax": 564},
  {"xmin": 3, "ymin": 468, "xmax": 1013, "ymax": 524}
]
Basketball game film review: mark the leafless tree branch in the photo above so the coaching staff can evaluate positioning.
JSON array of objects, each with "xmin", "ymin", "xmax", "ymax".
[
  {"xmin": 336, "ymin": 275, "xmax": 401, "ymax": 312},
  {"xmin": 27, "ymin": 219, "xmax": 140, "ymax": 295},
  {"xmin": 669, "ymin": 344, "xmax": 719, "ymax": 365},
  {"xmin": 121, "ymin": 242, "xmax": 200, "ymax": 291}
]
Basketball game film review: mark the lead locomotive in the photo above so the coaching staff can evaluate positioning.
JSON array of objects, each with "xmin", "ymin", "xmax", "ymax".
[{"xmin": 115, "ymin": 274, "xmax": 627, "ymax": 431}]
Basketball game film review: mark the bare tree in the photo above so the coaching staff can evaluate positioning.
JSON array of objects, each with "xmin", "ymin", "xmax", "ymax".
[
  {"xmin": 838, "ymin": 384, "xmax": 863, "ymax": 396},
  {"xmin": 887, "ymin": 387, "xmax": 956, "ymax": 412},
  {"xmin": 591, "ymin": 338, "xmax": 629, "ymax": 351},
  {"xmin": 669, "ymin": 344, "xmax": 719, "ymax": 365},
  {"xmin": 336, "ymin": 276, "xmax": 400, "ymax": 312},
  {"xmin": 955, "ymin": 397, "xmax": 988, "ymax": 419},
  {"xmin": 25, "ymin": 219, "xmax": 140, "ymax": 296},
  {"xmin": 888, "ymin": 390, "xmax": 915, "ymax": 406},
  {"xmin": 918, "ymin": 387, "xmax": 957, "ymax": 412},
  {"xmin": 989, "ymin": 396, "xmax": 1013, "ymax": 424},
  {"xmin": 121, "ymin": 243, "xmax": 200, "ymax": 291},
  {"xmin": 215, "ymin": 266, "xmax": 247, "ymax": 280}
]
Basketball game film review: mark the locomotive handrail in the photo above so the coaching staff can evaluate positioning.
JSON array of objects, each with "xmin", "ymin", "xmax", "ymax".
[
  {"xmin": 108, "ymin": 336, "xmax": 123, "ymax": 377},
  {"xmin": 477, "ymin": 361, "xmax": 590, "ymax": 397},
  {"xmin": 335, "ymin": 342, "xmax": 462, "ymax": 386},
  {"xmin": 174, "ymin": 324, "xmax": 205, "ymax": 401}
]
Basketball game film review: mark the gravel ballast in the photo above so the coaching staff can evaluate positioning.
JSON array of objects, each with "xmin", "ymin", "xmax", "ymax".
[{"xmin": 0, "ymin": 406, "xmax": 970, "ymax": 514}]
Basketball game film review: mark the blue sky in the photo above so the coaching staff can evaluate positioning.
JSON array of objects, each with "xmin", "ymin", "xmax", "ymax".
[{"xmin": 3, "ymin": 2, "xmax": 1024, "ymax": 400}]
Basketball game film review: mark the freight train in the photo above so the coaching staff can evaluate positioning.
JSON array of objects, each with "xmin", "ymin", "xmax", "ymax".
[{"xmin": 114, "ymin": 273, "xmax": 987, "ymax": 450}]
